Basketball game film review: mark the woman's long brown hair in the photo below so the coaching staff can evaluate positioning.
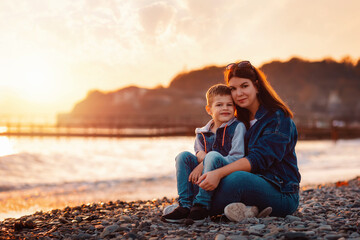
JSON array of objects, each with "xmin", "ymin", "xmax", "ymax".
[{"xmin": 225, "ymin": 62, "xmax": 293, "ymax": 129}]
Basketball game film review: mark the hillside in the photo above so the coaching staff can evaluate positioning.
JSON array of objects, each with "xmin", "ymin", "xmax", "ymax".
[{"xmin": 57, "ymin": 58, "xmax": 360, "ymax": 128}]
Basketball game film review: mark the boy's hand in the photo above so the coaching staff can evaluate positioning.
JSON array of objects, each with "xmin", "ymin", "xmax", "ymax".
[
  {"xmin": 188, "ymin": 163, "xmax": 203, "ymax": 184},
  {"xmin": 196, "ymin": 169, "xmax": 221, "ymax": 191},
  {"xmin": 196, "ymin": 151, "xmax": 206, "ymax": 163}
]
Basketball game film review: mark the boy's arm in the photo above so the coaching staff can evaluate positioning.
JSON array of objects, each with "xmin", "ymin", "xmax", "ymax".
[
  {"xmin": 194, "ymin": 134, "xmax": 206, "ymax": 163},
  {"xmin": 223, "ymin": 122, "xmax": 246, "ymax": 163},
  {"xmin": 194, "ymin": 134, "xmax": 204, "ymax": 152},
  {"xmin": 189, "ymin": 161, "xmax": 204, "ymax": 183}
]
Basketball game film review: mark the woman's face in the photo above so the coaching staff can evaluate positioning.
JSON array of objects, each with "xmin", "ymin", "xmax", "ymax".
[{"xmin": 228, "ymin": 77, "xmax": 259, "ymax": 111}]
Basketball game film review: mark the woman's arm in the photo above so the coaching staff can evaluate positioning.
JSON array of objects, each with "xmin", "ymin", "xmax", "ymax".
[
  {"xmin": 196, "ymin": 157, "xmax": 251, "ymax": 191},
  {"xmin": 246, "ymin": 114, "xmax": 293, "ymax": 173}
]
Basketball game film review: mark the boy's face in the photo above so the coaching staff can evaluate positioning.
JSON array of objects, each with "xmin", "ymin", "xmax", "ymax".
[{"xmin": 206, "ymin": 95, "xmax": 235, "ymax": 125}]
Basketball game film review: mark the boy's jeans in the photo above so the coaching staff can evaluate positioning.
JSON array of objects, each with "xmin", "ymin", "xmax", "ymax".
[{"xmin": 175, "ymin": 151, "xmax": 229, "ymax": 210}]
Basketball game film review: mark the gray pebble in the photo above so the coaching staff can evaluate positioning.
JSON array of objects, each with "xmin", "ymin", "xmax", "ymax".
[
  {"xmin": 249, "ymin": 224, "xmax": 266, "ymax": 231},
  {"xmin": 58, "ymin": 217, "xmax": 69, "ymax": 224},
  {"xmin": 100, "ymin": 224, "xmax": 120, "ymax": 238},
  {"xmin": 282, "ymin": 232, "xmax": 309, "ymax": 239},
  {"xmin": 124, "ymin": 232, "xmax": 139, "ymax": 239},
  {"xmin": 318, "ymin": 225, "xmax": 332, "ymax": 231},
  {"xmin": 304, "ymin": 230, "xmax": 316, "ymax": 236},
  {"xmin": 214, "ymin": 234, "xmax": 226, "ymax": 240},
  {"xmin": 227, "ymin": 235, "xmax": 248, "ymax": 240},
  {"xmin": 324, "ymin": 234, "xmax": 344, "ymax": 240},
  {"xmin": 73, "ymin": 232, "xmax": 93, "ymax": 239},
  {"xmin": 119, "ymin": 215, "xmax": 132, "ymax": 223},
  {"xmin": 350, "ymin": 232, "xmax": 360, "ymax": 238},
  {"xmin": 285, "ymin": 215, "xmax": 301, "ymax": 222}
]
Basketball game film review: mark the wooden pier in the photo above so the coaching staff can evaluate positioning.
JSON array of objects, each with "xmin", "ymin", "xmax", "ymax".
[
  {"xmin": 0, "ymin": 124, "xmax": 197, "ymax": 138},
  {"xmin": 1, "ymin": 115, "xmax": 360, "ymax": 139},
  {"xmin": 0, "ymin": 115, "xmax": 208, "ymax": 137},
  {"xmin": 1, "ymin": 122, "xmax": 360, "ymax": 140}
]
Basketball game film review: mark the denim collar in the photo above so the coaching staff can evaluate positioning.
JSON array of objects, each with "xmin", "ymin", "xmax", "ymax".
[{"xmin": 254, "ymin": 104, "xmax": 268, "ymax": 120}]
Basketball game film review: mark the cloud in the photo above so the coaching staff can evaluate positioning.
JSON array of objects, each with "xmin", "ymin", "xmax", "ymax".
[
  {"xmin": 139, "ymin": 1, "xmax": 176, "ymax": 36},
  {"xmin": 1, "ymin": 0, "xmax": 360, "ymax": 116}
]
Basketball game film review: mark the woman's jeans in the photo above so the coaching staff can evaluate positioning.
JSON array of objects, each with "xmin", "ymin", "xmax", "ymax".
[{"xmin": 175, "ymin": 151, "xmax": 299, "ymax": 217}]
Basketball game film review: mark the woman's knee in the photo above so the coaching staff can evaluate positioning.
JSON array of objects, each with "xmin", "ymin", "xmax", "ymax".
[
  {"xmin": 219, "ymin": 172, "xmax": 299, "ymax": 215},
  {"xmin": 215, "ymin": 171, "xmax": 265, "ymax": 199},
  {"xmin": 209, "ymin": 172, "xmax": 254, "ymax": 215}
]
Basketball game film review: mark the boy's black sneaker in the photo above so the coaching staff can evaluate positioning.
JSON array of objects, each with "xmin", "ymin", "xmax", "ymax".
[
  {"xmin": 161, "ymin": 206, "xmax": 190, "ymax": 223},
  {"xmin": 185, "ymin": 204, "xmax": 209, "ymax": 225}
]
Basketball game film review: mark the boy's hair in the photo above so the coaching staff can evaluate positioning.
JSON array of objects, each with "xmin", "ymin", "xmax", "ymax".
[{"xmin": 206, "ymin": 84, "xmax": 232, "ymax": 106}]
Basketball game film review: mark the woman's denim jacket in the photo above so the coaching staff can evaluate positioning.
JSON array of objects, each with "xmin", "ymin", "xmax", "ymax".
[{"xmin": 245, "ymin": 105, "xmax": 301, "ymax": 193}]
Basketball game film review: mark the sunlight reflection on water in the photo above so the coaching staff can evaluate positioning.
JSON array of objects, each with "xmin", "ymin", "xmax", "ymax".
[{"xmin": 0, "ymin": 136, "xmax": 15, "ymax": 157}]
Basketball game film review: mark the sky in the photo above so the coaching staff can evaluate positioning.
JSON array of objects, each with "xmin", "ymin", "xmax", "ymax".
[{"xmin": 0, "ymin": 0, "xmax": 360, "ymax": 119}]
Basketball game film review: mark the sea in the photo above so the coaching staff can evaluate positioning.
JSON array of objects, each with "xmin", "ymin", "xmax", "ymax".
[{"xmin": 0, "ymin": 136, "xmax": 359, "ymax": 220}]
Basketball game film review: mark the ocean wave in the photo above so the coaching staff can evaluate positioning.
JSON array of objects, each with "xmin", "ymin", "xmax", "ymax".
[{"xmin": 0, "ymin": 175, "xmax": 175, "ymax": 193}]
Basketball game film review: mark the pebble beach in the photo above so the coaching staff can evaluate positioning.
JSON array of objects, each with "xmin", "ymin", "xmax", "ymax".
[{"xmin": 0, "ymin": 177, "xmax": 359, "ymax": 240}]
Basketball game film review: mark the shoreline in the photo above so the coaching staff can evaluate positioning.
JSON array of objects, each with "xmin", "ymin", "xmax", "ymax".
[
  {"xmin": 0, "ymin": 177, "xmax": 178, "ymax": 221},
  {"xmin": 0, "ymin": 177, "xmax": 359, "ymax": 239}
]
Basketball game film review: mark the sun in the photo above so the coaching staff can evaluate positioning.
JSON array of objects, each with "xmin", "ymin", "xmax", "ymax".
[{"xmin": 8, "ymin": 55, "xmax": 61, "ymax": 103}]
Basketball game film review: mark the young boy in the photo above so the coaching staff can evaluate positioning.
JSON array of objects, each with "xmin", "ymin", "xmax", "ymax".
[{"xmin": 161, "ymin": 84, "xmax": 246, "ymax": 224}]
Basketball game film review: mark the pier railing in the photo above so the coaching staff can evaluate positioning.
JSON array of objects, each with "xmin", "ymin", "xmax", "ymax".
[
  {"xmin": 0, "ymin": 115, "xmax": 360, "ymax": 139},
  {"xmin": 0, "ymin": 115, "xmax": 210, "ymax": 137}
]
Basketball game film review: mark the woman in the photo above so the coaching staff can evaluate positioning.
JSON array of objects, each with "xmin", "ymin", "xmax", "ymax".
[{"xmin": 197, "ymin": 60, "xmax": 301, "ymax": 219}]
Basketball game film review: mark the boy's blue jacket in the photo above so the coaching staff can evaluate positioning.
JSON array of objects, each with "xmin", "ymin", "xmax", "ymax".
[
  {"xmin": 194, "ymin": 117, "xmax": 246, "ymax": 163},
  {"xmin": 245, "ymin": 105, "xmax": 301, "ymax": 193}
]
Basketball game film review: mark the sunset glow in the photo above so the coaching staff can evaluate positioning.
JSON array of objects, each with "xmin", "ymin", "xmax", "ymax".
[
  {"xmin": 0, "ymin": 0, "xmax": 359, "ymax": 118},
  {"xmin": 5, "ymin": 55, "xmax": 60, "ymax": 103}
]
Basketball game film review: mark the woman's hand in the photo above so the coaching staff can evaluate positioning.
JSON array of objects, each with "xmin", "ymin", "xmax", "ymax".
[
  {"xmin": 188, "ymin": 163, "xmax": 203, "ymax": 183},
  {"xmin": 196, "ymin": 169, "xmax": 221, "ymax": 191}
]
